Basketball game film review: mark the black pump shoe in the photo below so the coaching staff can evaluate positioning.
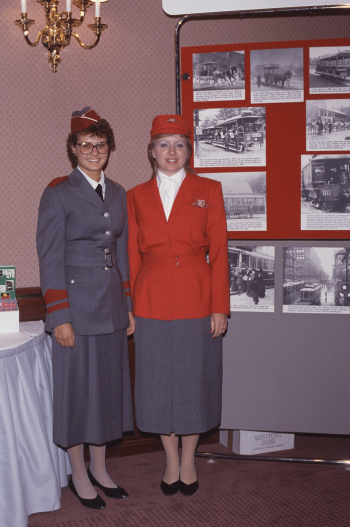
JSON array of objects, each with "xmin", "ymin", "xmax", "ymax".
[
  {"xmin": 179, "ymin": 479, "xmax": 199, "ymax": 496},
  {"xmin": 160, "ymin": 479, "xmax": 180, "ymax": 496},
  {"xmin": 87, "ymin": 468, "xmax": 129, "ymax": 499},
  {"xmin": 68, "ymin": 476, "xmax": 106, "ymax": 510}
]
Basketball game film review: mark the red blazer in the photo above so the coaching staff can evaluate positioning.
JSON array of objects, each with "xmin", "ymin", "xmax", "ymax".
[{"xmin": 127, "ymin": 173, "xmax": 230, "ymax": 320}]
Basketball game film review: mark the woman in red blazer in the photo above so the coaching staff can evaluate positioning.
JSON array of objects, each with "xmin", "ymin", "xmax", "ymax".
[{"xmin": 127, "ymin": 115, "xmax": 230, "ymax": 497}]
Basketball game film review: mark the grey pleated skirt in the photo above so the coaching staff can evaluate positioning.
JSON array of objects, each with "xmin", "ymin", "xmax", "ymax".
[
  {"xmin": 134, "ymin": 316, "xmax": 223, "ymax": 435},
  {"xmin": 52, "ymin": 329, "xmax": 134, "ymax": 448}
]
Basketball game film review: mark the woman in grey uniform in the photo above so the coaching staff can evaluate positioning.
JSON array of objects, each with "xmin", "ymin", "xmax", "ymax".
[
  {"xmin": 127, "ymin": 115, "xmax": 230, "ymax": 497},
  {"xmin": 37, "ymin": 107, "xmax": 135, "ymax": 510}
]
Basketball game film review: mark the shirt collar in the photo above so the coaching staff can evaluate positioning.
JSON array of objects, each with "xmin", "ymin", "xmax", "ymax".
[
  {"xmin": 78, "ymin": 166, "xmax": 106, "ymax": 196},
  {"xmin": 156, "ymin": 168, "xmax": 186, "ymax": 188}
]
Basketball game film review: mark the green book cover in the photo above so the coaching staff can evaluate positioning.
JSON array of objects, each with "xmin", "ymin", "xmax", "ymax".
[{"xmin": 0, "ymin": 266, "xmax": 16, "ymax": 300}]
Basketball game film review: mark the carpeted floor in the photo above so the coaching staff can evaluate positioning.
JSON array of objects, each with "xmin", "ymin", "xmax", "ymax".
[{"xmin": 28, "ymin": 435, "xmax": 350, "ymax": 527}]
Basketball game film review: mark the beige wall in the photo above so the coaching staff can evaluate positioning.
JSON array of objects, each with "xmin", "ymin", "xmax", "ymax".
[{"xmin": 1, "ymin": 2, "xmax": 348, "ymax": 287}]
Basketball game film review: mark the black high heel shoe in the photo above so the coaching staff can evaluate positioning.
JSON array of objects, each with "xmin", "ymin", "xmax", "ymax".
[
  {"xmin": 179, "ymin": 479, "xmax": 199, "ymax": 497},
  {"xmin": 68, "ymin": 476, "xmax": 106, "ymax": 510},
  {"xmin": 87, "ymin": 468, "xmax": 129, "ymax": 499},
  {"xmin": 160, "ymin": 479, "xmax": 180, "ymax": 496}
]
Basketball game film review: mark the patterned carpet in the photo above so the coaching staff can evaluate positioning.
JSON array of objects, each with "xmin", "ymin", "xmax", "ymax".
[{"xmin": 28, "ymin": 437, "xmax": 350, "ymax": 527}]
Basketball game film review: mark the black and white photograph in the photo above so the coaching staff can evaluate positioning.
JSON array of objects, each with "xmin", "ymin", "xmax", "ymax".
[
  {"xmin": 301, "ymin": 154, "xmax": 350, "ymax": 230},
  {"xmin": 5, "ymin": 280, "xmax": 14, "ymax": 292},
  {"xmin": 194, "ymin": 107, "xmax": 266, "ymax": 168},
  {"xmin": 310, "ymin": 46, "xmax": 350, "ymax": 94},
  {"xmin": 201, "ymin": 172, "xmax": 266, "ymax": 231},
  {"xmin": 250, "ymin": 47, "xmax": 304, "ymax": 104},
  {"xmin": 306, "ymin": 99, "xmax": 350, "ymax": 151},
  {"xmin": 228, "ymin": 244, "xmax": 275, "ymax": 312},
  {"xmin": 192, "ymin": 51, "xmax": 245, "ymax": 102},
  {"xmin": 283, "ymin": 246, "xmax": 350, "ymax": 314}
]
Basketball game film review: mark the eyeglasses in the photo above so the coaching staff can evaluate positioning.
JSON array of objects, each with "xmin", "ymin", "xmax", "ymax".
[{"xmin": 75, "ymin": 142, "xmax": 110, "ymax": 155}]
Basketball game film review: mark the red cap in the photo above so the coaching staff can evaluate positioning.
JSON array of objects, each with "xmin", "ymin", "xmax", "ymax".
[
  {"xmin": 150, "ymin": 115, "xmax": 191, "ymax": 139},
  {"xmin": 71, "ymin": 106, "xmax": 102, "ymax": 134}
]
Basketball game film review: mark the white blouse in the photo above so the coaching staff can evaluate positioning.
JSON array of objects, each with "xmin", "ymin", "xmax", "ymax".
[
  {"xmin": 156, "ymin": 168, "xmax": 186, "ymax": 220},
  {"xmin": 78, "ymin": 166, "xmax": 106, "ymax": 199}
]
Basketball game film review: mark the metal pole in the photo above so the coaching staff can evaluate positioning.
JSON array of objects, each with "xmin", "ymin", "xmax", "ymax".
[
  {"xmin": 346, "ymin": 249, "xmax": 349, "ymax": 306},
  {"xmin": 175, "ymin": 5, "xmax": 350, "ymax": 114},
  {"xmin": 196, "ymin": 451, "xmax": 350, "ymax": 467}
]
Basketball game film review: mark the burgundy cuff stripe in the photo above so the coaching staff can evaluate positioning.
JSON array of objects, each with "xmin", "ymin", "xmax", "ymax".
[
  {"xmin": 122, "ymin": 280, "xmax": 131, "ymax": 290},
  {"xmin": 44, "ymin": 289, "xmax": 69, "ymax": 306},
  {"xmin": 47, "ymin": 301, "xmax": 70, "ymax": 315}
]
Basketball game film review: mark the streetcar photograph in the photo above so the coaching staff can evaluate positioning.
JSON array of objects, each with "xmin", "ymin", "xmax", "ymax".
[
  {"xmin": 194, "ymin": 107, "xmax": 266, "ymax": 168},
  {"xmin": 283, "ymin": 246, "xmax": 350, "ymax": 313},
  {"xmin": 250, "ymin": 47, "xmax": 304, "ymax": 103},
  {"xmin": 310, "ymin": 46, "xmax": 350, "ymax": 93},
  {"xmin": 201, "ymin": 172, "xmax": 266, "ymax": 231},
  {"xmin": 301, "ymin": 154, "xmax": 350, "ymax": 215},
  {"xmin": 306, "ymin": 100, "xmax": 350, "ymax": 150},
  {"xmin": 228, "ymin": 244, "xmax": 275, "ymax": 312},
  {"xmin": 193, "ymin": 51, "xmax": 245, "ymax": 92}
]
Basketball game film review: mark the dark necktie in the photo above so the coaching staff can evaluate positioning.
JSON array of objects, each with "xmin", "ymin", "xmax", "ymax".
[{"xmin": 95, "ymin": 183, "xmax": 104, "ymax": 201}]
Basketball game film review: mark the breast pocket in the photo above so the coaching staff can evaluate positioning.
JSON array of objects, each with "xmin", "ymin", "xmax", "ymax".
[
  {"xmin": 190, "ymin": 205, "xmax": 209, "ymax": 248},
  {"xmin": 66, "ymin": 268, "xmax": 95, "ymax": 332}
]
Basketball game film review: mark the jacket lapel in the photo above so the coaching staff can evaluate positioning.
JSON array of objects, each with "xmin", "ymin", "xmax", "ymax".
[
  {"xmin": 104, "ymin": 178, "xmax": 119, "ymax": 209},
  {"xmin": 143, "ymin": 178, "xmax": 164, "ymax": 215},
  {"xmin": 68, "ymin": 168, "xmax": 106, "ymax": 209}
]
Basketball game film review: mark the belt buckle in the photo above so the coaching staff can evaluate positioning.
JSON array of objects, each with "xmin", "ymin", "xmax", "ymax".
[{"xmin": 105, "ymin": 252, "xmax": 113, "ymax": 268}]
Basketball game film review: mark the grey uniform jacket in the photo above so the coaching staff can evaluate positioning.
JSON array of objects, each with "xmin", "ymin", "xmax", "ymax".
[{"xmin": 37, "ymin": 168, "xmax": 132, "ymax": 335}]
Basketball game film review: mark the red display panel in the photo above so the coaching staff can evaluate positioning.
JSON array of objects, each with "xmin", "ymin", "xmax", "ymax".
[{"xmin": 181, "ymin": 37, "xmax": 350, "ymax": 239}]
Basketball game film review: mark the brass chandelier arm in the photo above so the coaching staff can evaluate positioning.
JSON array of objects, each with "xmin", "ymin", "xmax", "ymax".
[
  {"xmin": 15, "ymin": 18, "xmax": 43, "ymax": 47},
  {"xmin": 71, "ymin": 30, "xmax": 101, "ymax": 49},
  {"xmin": 71, "ymin": 20, "xmax": 108, "ymax": 50},
  {"xmin": 24, "ymin": 29, "xmax": 44, "ymax": 47}
]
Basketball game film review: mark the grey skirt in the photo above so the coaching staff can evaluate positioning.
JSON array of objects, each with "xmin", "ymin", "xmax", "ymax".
[
  {"xmin": 134, "ymin": 316, "xmax": 223, "ymax": 435},
  {"xmin": 52, "ymin": 329, "xmax": 134, "ymax": 448}
]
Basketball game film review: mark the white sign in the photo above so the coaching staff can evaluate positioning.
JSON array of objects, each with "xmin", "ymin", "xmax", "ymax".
[{"xmin": 162, "ymin": 1, "xmax": 345, "ymax": 16}]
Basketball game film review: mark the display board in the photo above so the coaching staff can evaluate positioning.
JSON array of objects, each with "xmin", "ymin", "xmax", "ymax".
[{"xmin": 181, "ymin": 38, "xmax": 350, "ymax": 434}]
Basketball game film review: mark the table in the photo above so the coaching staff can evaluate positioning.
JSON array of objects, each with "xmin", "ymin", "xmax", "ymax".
[{"xmin": 0, "ymin": 321, "xmax": 71, "ymax": 527}]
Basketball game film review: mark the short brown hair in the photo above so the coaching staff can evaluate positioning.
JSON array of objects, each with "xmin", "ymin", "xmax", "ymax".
[
  {"xmin": 66, "ymin": 119, "xmax": 116, "ymax": 168},
  {"xmin": 147, "ymin": 134, "xmax": 197, "ymax": 179}
]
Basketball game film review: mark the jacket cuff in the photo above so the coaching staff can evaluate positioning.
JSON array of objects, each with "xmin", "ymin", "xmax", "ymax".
[
  {"xmin": 45, "ymin": 306, "xmax": 73, "ymax": 331},
  {"xmin": 123, "ymin": 280, "xmax": 132, "ymax": 312},
  {"xmin": 126, "ymin": 296, "xmax": 133, "ymax": 312}
]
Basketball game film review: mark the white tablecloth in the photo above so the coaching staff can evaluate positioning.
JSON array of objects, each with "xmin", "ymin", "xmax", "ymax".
[{"xmin": 0, "ymin": 322, "xmax": 71, "ymax": 527}]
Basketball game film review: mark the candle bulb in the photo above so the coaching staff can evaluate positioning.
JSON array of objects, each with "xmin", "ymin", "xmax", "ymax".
[
  {"xmin": 21, "ymin": 0, "xmax": 26, "ymax": 13},
  {"xmin": 95, "ymin": 0, "xmax": 100, "ymax": 17},
  {"xmin": 66, "ymin": 0, "xmax": 71, "ymax": 11}
]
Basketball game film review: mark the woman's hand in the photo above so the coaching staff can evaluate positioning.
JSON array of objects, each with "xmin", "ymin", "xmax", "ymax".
[
  {"xmin": 54, "ymin": 322, "xmax": 75, "ymax": 348},
  {"xmin": 210, "ymin": 313, "xmax": 227, "ymax": 339},
  {"xmin": 127, "ymin": 311, "xmax": 136, "ymax": 336}
]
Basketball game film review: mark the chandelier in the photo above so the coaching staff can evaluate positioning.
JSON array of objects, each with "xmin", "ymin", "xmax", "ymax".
[{"xmin": 15, "ymin": 0, "xmax": 108, "ymax": 73}]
